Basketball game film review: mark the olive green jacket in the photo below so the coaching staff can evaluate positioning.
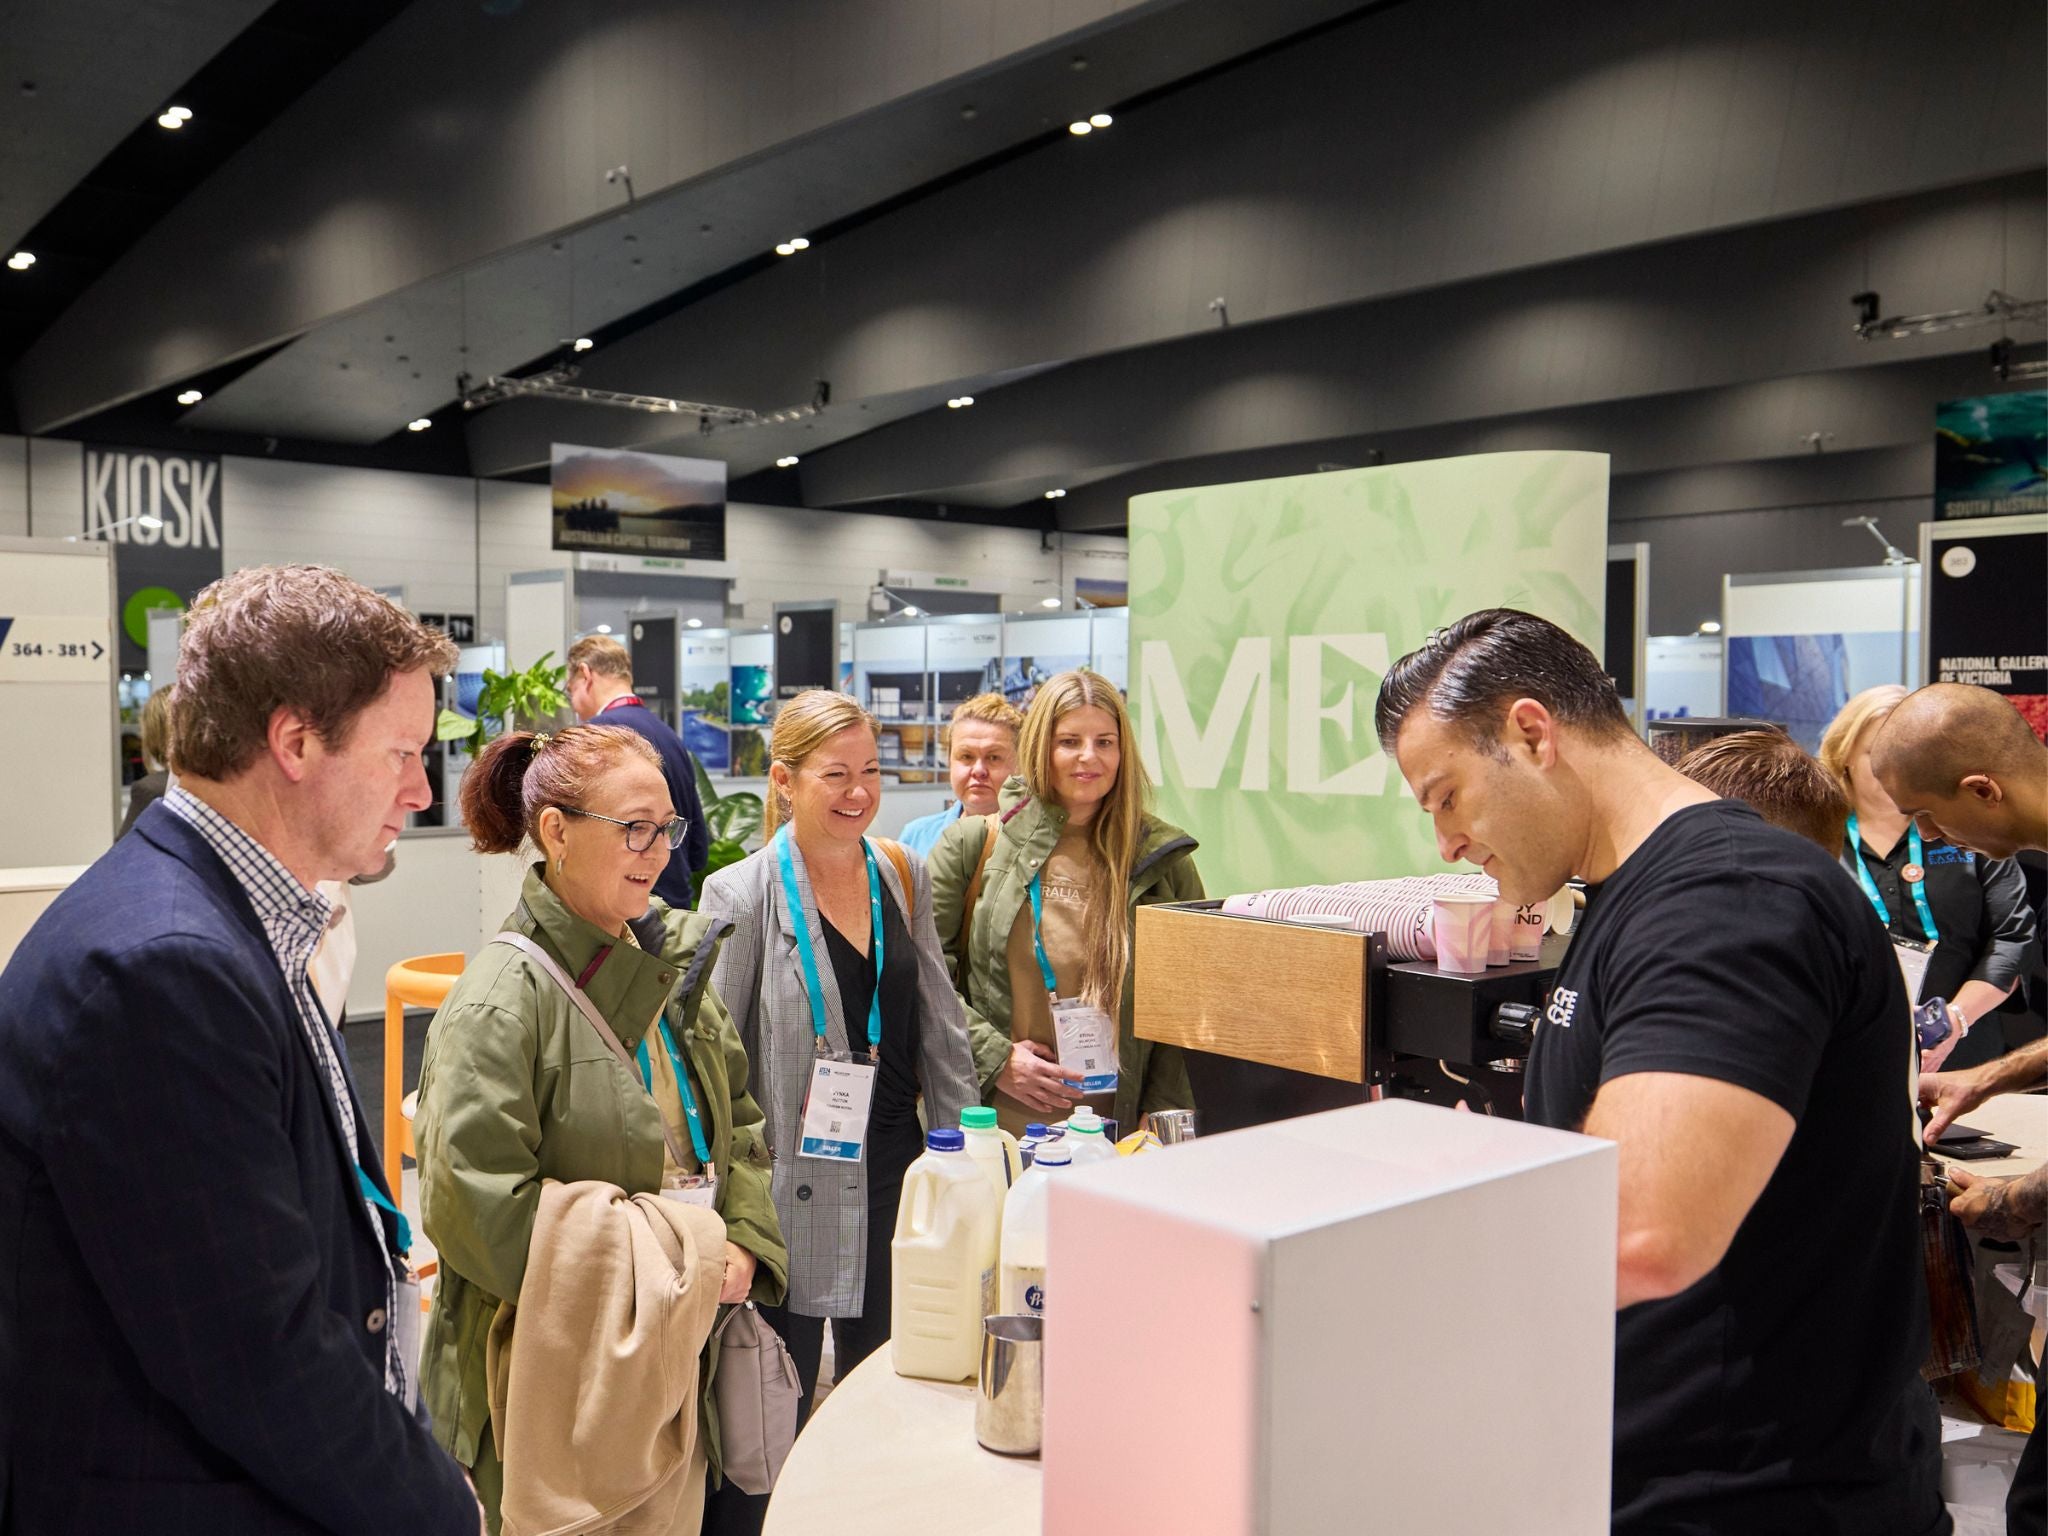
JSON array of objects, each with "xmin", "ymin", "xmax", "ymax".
[
  {"xmin": 414, "ymin": 868, "xmax": 788, "ymax": 1482},
  {"xmin": 927, "ymin": 779, "xmax": 1201, "ymax": 1132}
]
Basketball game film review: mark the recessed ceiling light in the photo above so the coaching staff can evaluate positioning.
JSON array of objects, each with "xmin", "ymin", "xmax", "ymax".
[
  {"xmin": 7, "ymin": 251, "xmax": 35, "ymax": 271},
  {"xmin": 1041, "ymin": 596, "xmax": 1062, "ymax": 608},
  {"xmin": 166, "ymin": 105, "xmax": 192, "ymax": 122},
  {"xmin": 595, "ymin": 624, "xmax": 612, "ymax": 634},
  {"xmin": 774, "ymin": 243, "xmax": 794, "ymax": 256},
  {"xmin": 406, "ymin": 417, "xmax": 433, "ymax": 432},
  {"xmin": 1089, "ymin": 113, "xmax": 1112, "ymax": 129},
  {"xmin": 1068, "ymin": 121, "xmax": 1092, "ymax": 136},
  {"xmin": 947, "ymin": 395, "xmax": 975, "ymax": 409},
  {"xmin": 1044, "ymin": 488, "xmax": 1066, "ymax": 499},
  {"xmin": 1698, "ymin": 620, "xmax": 1723, "ymax": 635},
  {"xmin": 686, "ymin": 618, "xmax": 703, "ymax": 629},
  {"xmin": 902, "ymin": 606, "xmax": 920, "ymax": 618},
  {"xmin": 775, "ymin": 455, "xmax": 800, "ymax": 468},
  {"xmin": 176, "ymin": 389, "xmax": 203, "ymax": 406},
  {"xmin": 572, "ymin": 337, "xmax": 594, "ymax": 352},
  {"xmin": 788, "ymin": 236, "xmax": 810, "ymax": 251}
]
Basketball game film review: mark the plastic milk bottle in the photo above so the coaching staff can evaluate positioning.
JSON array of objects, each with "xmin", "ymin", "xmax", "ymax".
[
  {"xmin": 959, "ymin": 1105, "xmax": 1021, "ymax": 1215},
  {"xmin": 891, "ymin": 1128, "xmax": 1001, "ymax": 1382},
  {"xmin": 999, "ymin": 1137, "xmax": 1072, "ymax": 1318}
]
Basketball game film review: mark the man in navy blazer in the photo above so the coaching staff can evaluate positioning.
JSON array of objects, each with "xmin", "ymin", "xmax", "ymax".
[{"xmin": 0, "ymin": 566, "xmax": 481, "ymax": 1534}]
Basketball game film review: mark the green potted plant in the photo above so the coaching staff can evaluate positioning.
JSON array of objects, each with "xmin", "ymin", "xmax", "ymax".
[
  {"xmin": 692, "ymin": 757, "xmax": 764, "ymax": 897},
  {"xmin": 436, "ymin": 652, "xmax": 570, "ymax": 755}
]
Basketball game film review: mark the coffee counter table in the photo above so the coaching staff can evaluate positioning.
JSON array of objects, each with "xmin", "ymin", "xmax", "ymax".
[{"xmin": 763, "ymin": 1349, "xmax": 1040, "ymax": 1534}]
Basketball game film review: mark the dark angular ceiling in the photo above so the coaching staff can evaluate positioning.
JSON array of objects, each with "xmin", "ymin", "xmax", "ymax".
[{"xmin": 4, "ymin": 0, "xmax": 2044, "ymax": 524}]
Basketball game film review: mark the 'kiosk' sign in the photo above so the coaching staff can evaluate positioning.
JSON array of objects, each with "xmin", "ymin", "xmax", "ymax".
[{"xmin": 80, "ymin": 448, "xmax": 225, "ymax": 673}]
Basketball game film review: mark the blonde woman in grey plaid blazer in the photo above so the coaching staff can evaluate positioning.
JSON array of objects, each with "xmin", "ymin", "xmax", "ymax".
[{"xmin": 699, "ymin": 693, "xmax": 977, "ymax": 1458}]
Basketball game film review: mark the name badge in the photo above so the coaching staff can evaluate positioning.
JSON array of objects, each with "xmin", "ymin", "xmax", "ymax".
[
  {"xmin": 1892, "ymin": 937, "xmax": 1935, "ymax": 1004},
  {"xmin": 1050, "ymin": 997, "xmax": 1119, "ymax": 1095},
  {"xmin": 799, "ymin": 1056, "xmax": 877, "ymax": 1161},
  {"xmin": 662, "ymin": 1170, "xmax": 721, "ymax": 1209}
]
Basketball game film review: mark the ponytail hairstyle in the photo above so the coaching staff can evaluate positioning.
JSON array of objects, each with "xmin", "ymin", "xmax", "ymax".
[
  {"xmin": 1015, "ymin": 669, "xmax": 1152, "ymax": 1010},
  {"xmin": 460, "ymin": 723, "xmax": 662, "ymax": 856},
  {"xmin": 764, "ymin": 689, "xmax": 879, "ymax": 836}
]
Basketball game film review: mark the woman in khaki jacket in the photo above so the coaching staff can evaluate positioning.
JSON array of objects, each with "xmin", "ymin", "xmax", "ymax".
[
  {"xmin": 415, "ymin": 724, "xmax": 787, "ymax": 1534},
  {"xmin": 927, "ymin": 668, "xmax": 1201, "ymax": 1136}
]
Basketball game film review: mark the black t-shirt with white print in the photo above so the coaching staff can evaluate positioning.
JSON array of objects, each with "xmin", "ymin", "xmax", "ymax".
[{"xmin": 1526, "ymin": 800, "xmax": 1947, "ymax": 1535}]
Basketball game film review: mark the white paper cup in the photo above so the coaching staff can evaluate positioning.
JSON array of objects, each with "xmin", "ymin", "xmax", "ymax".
[
  {"xmin": 1431, "ymin": 895, "xmax": 1492, "ymax": 974},
  {"xmin": 1546, "ymin": 885, "xmax": 1578, "ymax": 936},
  {"xmin": 1510, "ymin": 903, "xmax": 1545, "ymax": 961}
]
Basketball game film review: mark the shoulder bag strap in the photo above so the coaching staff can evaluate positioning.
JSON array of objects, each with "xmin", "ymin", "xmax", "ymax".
[
  {"xmin": 874, "ymin": 838, "xmax": 914, "ymax": 911},
  {"xmin": 957, "ymin": 813, "xmax": 1000, "ymax": 950},
  {"xmin": 492, "ymin": 931, "xmax": 692, "ymax": 1172}
]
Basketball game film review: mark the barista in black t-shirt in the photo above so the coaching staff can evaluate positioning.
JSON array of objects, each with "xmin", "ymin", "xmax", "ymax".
[{"xmin": 1375, "ymin": 610, "xmax": 1948, "ymax": 1536}]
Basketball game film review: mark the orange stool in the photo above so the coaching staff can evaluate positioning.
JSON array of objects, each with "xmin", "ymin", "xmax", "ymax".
[
  {"xmin": 384, "ymin": 953, "xmax": 464, "ymax": 1307},
  {"xmin": 382, "ymin": 952, "xmax": 465, "ymax": 1186}
]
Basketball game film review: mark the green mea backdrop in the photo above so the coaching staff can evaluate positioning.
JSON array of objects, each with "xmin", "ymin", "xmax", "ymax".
[{"xmin": 1128, "ymin": 451, "xmax": 1609, "ymax": 896}]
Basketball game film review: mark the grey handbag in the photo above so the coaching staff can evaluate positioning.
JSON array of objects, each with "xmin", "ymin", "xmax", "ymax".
[{"xmin": 710, "ymin": 1301, "xmax": 802, "ymax": 1495}]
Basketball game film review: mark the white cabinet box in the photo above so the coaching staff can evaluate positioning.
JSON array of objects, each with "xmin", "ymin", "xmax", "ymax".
[{"xmin": 1042, "ymin": 1100, "xmax": 1616, "ymax": 1534}]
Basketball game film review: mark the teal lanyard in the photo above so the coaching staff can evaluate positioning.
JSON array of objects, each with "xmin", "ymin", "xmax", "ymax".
[
  {"xmin": 775, "ymin": 827, "xmax": 885, "ymax": 1058},
  {"xmin": 1026, "ymin": 872, "xmax": 1060, "ymax": 998},
  {"xmin": 354, "ymin": 1167, "xmax": 412, "ymax": 1255},
  {"xmin": 1846, "ymin": 814, "xmax": 1940, "ymax": 944},
  {"xmin": 634, "ymin": 1013, "xmax": 713, "ymax": 1167}
]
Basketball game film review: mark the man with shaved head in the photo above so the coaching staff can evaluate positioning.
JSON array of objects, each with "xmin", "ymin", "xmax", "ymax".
[
  {"xmin": 1875, "ymin": 683, "xmax": 2045, "ymax": 1536},
  {"xmin": 1871, "ymin": 682, "xmax": 2047, "ymax": 860}
]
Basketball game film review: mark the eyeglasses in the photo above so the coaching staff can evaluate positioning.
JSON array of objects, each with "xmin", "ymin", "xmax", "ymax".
[{"xmin": 561, "ymin": 807, "xmax": 688, "ymax": 852}]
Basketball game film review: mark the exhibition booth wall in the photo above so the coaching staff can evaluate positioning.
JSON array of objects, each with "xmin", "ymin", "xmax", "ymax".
[{"xmin": 0, "ymin": 436, "xmax": 1129, "ymax": 641}]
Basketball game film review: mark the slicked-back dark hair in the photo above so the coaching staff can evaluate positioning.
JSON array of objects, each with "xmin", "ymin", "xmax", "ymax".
[{"xmin": 1373, "ymin": 608, "xmax": 1631, "ymax": 755}]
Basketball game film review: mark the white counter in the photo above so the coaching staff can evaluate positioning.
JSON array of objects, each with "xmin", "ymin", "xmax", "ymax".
[
  {"xmin": 0, "ymin": 865, "xmax": 89, "ymax": 970},
  {"xmin": 1931, "ymin": 1092, "xmax": 2046, "ymax": 1181},
  {"xmin": 765, "ymin": 1351, "xmax": 1039, "ymax": 1535}
]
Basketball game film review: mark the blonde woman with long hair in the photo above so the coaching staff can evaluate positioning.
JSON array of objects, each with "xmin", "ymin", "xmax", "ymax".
[
  {"xmin": 1818, "ymin": 685, "xmax": 2036, "ymax": 1074},
  {"xmin": 697, "ymin": 690, "xmax": 975, "ymax": 1523},
  {"xmin": 928, "ymin": 668, "xmax": 1200, "ymax": 1137}
]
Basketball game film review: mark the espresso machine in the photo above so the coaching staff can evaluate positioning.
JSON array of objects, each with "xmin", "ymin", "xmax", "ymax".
[{"xmin": 1132, "ymin": 900, "xmax": 1569, "ymax": 1133}]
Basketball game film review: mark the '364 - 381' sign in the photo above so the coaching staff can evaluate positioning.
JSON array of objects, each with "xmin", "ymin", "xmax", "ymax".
[{"xmin": 81, "ymin": 447, "xmax": 224, "ymax": 673}]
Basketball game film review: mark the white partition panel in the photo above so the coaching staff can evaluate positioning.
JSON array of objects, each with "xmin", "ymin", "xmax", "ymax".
[
  {"xmin": 505, "ymin": 569, "xmax": 570, "ymax": 673},
  {"xmin": 0, "ymin": 538, "xmax": 119, "ymax": 864}
]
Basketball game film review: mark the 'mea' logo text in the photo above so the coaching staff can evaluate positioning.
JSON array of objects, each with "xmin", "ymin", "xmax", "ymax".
[{"xmin": 1139, "ymin": 635, "xmax": 1399, "ymax": 798}]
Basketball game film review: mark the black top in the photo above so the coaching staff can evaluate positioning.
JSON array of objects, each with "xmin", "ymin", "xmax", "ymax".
[
  {"xmin": 1526, "ymin": 801, "xmax": 1945, "ymax": 1535},
  {"xmin": 590, "ymin": 698, "xmax": 711, "ymax": 908},
  {"xmin": 1842, "ymin": 825, "xmax": 2039, "ymax": 1069},
  {"xmin": 821, "ymin": 882, "xmax": 925, "ymax": 1199}
]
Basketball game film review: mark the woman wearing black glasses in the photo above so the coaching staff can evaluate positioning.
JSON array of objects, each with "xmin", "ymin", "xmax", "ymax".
[{"xmin": 414, "ymin": 723, "xmax": 788, "ymax": 1534}]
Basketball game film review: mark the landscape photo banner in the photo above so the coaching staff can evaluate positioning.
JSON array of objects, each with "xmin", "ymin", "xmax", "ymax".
[
  {"xmin": 551, "ymin": 443, "xmax": 726, "ymax": 559},
  {"xmin": 1129, "ymin": 451, "xmax": 1610, "ymax": 897}
]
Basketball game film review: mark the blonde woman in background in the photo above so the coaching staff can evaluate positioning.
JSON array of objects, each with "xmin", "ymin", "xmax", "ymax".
[
  {"xmin": 117, "ymin": 688, "xmax": 175, "ymax": 839},
  {"xmin": 1820, "ymin": 684, "xmax": 2036, "ymax": 1073},
  {"xmin": 698, "ymin": 689, "xmax": 976, "ymax": 1519},
  {"xmin": 928, "ymin": 667, "xmax": 1200, "ymax": 1137}
]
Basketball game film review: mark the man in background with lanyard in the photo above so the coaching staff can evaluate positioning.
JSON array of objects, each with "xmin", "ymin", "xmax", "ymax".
[
  {"xmin": 568, "ymin": 634, "xmax": 711, "ymax": 908},
  {"xmin": 1874, "ymin": 682, "xmax": 2048, "ymax": 1536}
]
